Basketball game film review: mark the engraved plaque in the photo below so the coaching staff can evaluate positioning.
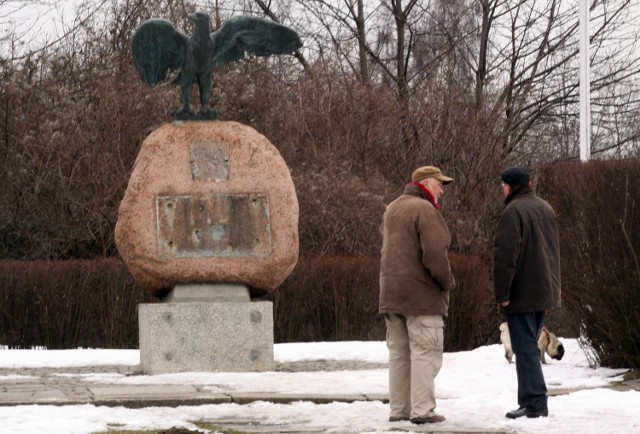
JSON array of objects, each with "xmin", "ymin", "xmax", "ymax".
[
  {"xmin": 157, "ymin": 194, "xmax": 272, "ymax": 258},
  {"xmin": 189, "ymin": 141, "xmax": 229, "ymax": 181}
]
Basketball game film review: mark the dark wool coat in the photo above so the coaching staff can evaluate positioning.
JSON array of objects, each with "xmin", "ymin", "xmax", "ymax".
[
  {"xmin": 379, "ymin": 184, "xmax": 455, "ymax": 317},
  {"xmin": 493, "ymin": 186, "xmax": 561, "ymax": 314}
]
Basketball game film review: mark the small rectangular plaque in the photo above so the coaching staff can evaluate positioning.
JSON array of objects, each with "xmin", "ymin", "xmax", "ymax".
[
  {"xmin": 189, "ymin": 141, "xmax": 229, "ymax": 182},
  {"xmin": 156, "ymin": 194, "xmax": 272, "ymax": 258}
]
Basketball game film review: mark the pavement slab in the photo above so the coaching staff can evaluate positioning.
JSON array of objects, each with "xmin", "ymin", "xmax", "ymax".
[
  {"xmin": 0, "ymin": 360, "xmax": 637, "ymax": 433},
  {"xmin": 229, "ymin": 392, "xmax": 369, "ymax": 405}
]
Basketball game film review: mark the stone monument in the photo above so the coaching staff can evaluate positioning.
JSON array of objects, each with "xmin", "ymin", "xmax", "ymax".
[{"xmin": 116, "ymin": 12, "xmax": 301, "ymax": 374}]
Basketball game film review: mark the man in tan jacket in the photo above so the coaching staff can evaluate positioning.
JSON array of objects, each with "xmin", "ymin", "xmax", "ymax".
[{"xmin": 379, "ymin": 165, "xmax": 455, "ymax": 425}]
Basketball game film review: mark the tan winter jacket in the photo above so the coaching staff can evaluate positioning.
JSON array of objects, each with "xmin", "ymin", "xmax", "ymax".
[{"xmin": 379, "ymin": 184, "xmax": 455, "ymax": 317}]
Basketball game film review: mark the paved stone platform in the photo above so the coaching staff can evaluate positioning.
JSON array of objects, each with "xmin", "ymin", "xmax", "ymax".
[
  {"xmin": 204, "ymin": 418, "xmax": 509, "ymax": 434},
  {"xmin": 0, "ymin": 361, "xmax": 637, "ymax": 434},
  {"xmin": 0, "ymin": 361, "xmax": 392, "ymax": 408}
]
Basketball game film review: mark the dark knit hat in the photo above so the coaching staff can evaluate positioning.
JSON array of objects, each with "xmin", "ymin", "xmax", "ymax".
[{"xmin": 500, "ymin": 167, "xmax": 530, "ymax": 186}]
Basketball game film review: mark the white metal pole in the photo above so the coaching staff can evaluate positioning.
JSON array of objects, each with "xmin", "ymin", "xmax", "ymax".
[{"xmin": 579, "ymin": 0, "xmax": 591, "ymax": 161}]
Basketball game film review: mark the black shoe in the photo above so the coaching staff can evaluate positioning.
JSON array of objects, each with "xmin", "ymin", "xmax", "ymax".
[
  {"xmin": 526, "ymin": 408, "xmax": 549, "ymax": 418},
  {"xmin": 410, "ymin": 414, "xmax": 446, "ymax": 424},
  {"xmin": 388, "ymin": 416, "xmax": 409, "ymax": 422},
  {"xmin": 505, "ymin": 407, "xmax": 527, "ymax": 419}
]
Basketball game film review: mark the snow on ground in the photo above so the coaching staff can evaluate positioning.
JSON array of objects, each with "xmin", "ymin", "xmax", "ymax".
[{"xmin": 0, "ymin": 339, "xmax": 637, "ymax": 433}]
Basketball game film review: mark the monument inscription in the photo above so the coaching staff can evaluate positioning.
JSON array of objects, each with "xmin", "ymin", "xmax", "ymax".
[{"xmin": 157, "ymin": 193, "xmax": 272, "ymax": 258}]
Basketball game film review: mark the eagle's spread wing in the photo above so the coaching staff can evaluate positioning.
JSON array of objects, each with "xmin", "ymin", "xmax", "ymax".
[
  {"xmin": 131, "ymin": 19, "xmax": 189, "ymax": 87},
  {"xmin": 210, "ymin": 16, "xmax": 302, "ymax": 67}
]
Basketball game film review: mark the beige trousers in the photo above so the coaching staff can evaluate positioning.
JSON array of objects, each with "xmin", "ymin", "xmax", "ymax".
[{"xmin": 385, "ymin": 313, "xmax": 444, "ymax": 419}]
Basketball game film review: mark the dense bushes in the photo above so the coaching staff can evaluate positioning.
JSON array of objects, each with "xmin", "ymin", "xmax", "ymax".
[
  {"xmin": 272, "ymin": 254, "xmax": 495, "ymax": 352},
  {"xmin": 539, "ymin": 159, "xmax": 640, "ymax": 369},
  {"xmin": 270, "ymin": 256, "xmax": 384, "ymax": 343},
  {"xmin": 0, "ymin": 259, "xmax": 153, "ymax": 349},
  {"xmin": 0, "ymin": 254, "xmax": 493, "ymax": 352}
]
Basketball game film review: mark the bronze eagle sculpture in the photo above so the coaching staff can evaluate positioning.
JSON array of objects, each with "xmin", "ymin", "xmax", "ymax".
[{"xmin": 131, "ymin": 12, "xmax": 302, "ymax": 120}]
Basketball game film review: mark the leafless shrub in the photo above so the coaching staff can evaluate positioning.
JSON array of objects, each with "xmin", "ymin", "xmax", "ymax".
[
  {"xmin": 272, "ymin": 254, "xmax": 494, "ymax": 351},
  {"xmin": 0, "ymin": 259, "xmax": 153, "ymax": 349},
  {"xmin": 539, "ymin": 160, "xmax": 640, "ymax": 368}
]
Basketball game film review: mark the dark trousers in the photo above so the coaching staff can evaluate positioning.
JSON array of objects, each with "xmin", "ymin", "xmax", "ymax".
[{"xmin": 506, "ymin": 311, "xmax": 548, "ymax": 411}]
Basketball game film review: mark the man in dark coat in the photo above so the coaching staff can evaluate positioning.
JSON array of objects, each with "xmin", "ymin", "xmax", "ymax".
[
  {"xmin": 493, "ymin": 167, "xmax": 561, "ymax": 419},
  {"xmin": 380, "ymin": 165, "xmax": 455, "ymax": 425}
]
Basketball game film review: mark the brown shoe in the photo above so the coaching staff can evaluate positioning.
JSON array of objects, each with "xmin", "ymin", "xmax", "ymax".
[
  {"xmin": 410, "ymin": 414, "xmax": 446, "ymax": 424},
  {"xmin": 388, "ymin": 416, "xmax": 409, "ymax": 422}
]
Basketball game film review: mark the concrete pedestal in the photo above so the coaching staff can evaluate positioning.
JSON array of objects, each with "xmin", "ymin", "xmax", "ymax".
[{"xmin": 139, "ymin": 300, "xmax": 274, "ymax": 374}]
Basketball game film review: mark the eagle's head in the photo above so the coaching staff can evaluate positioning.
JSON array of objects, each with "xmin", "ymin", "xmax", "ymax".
[{"xmin": 189, "ymin": 11, "xmax": 211, "ymax": 32}]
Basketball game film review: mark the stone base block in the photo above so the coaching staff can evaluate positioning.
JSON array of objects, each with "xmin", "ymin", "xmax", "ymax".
[
  {"xmin": 139, "ymin": 301, "xmax": 274, "ymax": 374},
  {"xmin": 162, "ymin": 283, "xmax": 250, "ymax": 303}
]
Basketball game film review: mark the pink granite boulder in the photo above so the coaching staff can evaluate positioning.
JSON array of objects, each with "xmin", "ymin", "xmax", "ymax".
[{"xmin": 115, "ymin": 121, "xmax": 299, "ymax": 297}]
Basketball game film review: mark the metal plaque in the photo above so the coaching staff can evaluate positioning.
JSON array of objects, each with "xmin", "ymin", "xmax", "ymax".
[
  {"xmin": 157, "ymin": 194, "xmax": 272, "ymax": 258},
  {"xmin": 189, "ymin": 140, "xmax": 229, "ymax": 181}
]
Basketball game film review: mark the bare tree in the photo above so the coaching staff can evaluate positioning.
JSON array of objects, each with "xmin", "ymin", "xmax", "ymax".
[
  {"xmin": 467, "ymin": 0, "xmax": 640, "ymax": 159},
  {"xmin": 290, "ymin": 0, "xmax": 379, "ymax": 84},
  {"xmin": 1, "ymin": 0, "xmax": 639, "ymax": 261}
]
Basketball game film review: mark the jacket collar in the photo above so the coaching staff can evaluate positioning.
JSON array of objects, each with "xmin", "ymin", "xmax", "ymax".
[
  {"xmin": 405, "ymin": 182, "xmax": 440, "ymax": 210},
  {"xmin": 504, "ymin": 185, "xmax": 534, "ymax": 205}
]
